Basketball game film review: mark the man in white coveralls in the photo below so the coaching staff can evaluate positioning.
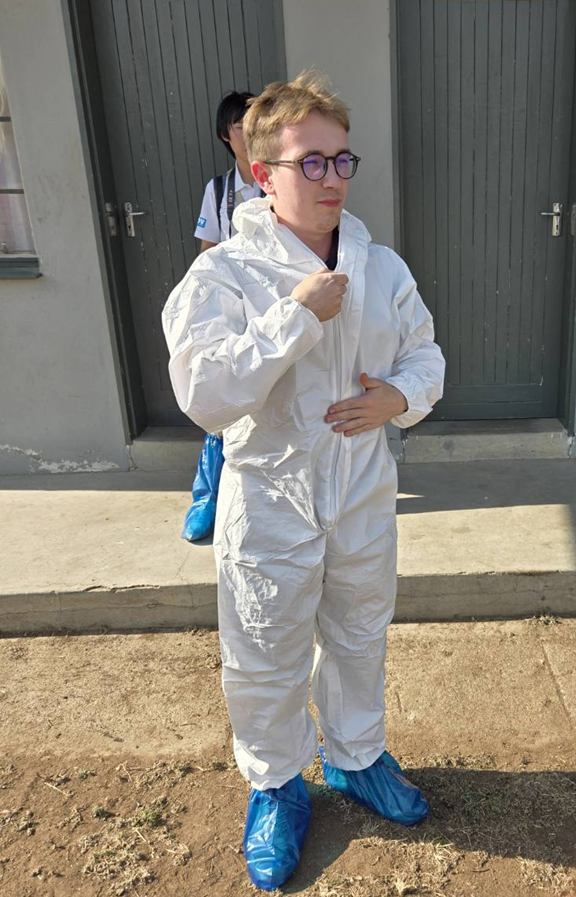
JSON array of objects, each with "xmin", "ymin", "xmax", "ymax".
[{"xmin": 163, "ymin": 72, "xmax": 445, "ymax": 891}]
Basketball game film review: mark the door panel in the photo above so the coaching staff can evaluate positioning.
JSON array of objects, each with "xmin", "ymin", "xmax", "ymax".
[
  {"xmin": 89, "ymin": 0, "xmax": 286, "ymax": 425},
  {"xmin": 398, "ymin": 0, "xmax": 576, "ymax": 420}
]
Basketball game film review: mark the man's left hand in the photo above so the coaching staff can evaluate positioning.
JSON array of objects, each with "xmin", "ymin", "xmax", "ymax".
[{"xmin": 325, "ymin": 373, "xmax": 408, "ymax": 437}]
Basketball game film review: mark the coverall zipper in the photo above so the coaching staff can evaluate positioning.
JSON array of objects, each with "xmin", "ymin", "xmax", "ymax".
[
  {"xmin": 278, "ymin": 227, "xmax": 348, "ymax": 531},
  {"xmin": 328, "ymin": 255, "xmax": 346, "ymax": 528}
]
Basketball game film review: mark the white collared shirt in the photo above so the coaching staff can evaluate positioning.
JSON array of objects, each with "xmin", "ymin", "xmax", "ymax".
[{"xmin": 194, "ymin": 165, "xmax": 261, "ymax": 243}]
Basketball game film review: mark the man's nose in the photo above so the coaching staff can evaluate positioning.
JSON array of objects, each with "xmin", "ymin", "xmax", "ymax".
[{"xmin": 322, "ymin": 160, "xmax": 342, "ymax": 188}]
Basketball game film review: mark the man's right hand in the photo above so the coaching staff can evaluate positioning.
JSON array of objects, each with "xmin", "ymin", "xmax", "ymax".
[{"xmin": 291, "ymin": 270, "xmax": 349, "ymax": 322}]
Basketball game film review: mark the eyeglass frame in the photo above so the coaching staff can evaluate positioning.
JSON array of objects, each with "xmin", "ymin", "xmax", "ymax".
[{"xmin": 261, "ymin": 151, "xmax": 362, "ymax": 181}]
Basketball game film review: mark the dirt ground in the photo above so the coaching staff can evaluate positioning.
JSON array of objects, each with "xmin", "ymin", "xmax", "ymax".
[{"xmin": 1, "ymin": 621, "xmax": 575, "ymax": 897}]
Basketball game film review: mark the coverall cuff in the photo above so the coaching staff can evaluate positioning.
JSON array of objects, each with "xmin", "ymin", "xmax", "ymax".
[
  {"xmin": 245, "ymin": 745, "xmax": 319, "ymax": 792},
  {"xmin": 386, "ymin": 375, "xmax": 431, "ymax": 429},
  {"xmin": 321, "ymin": 742, "xmax": 386, "ymax": 774},
  {"xmin": 284, "ymin": 295, "xmax": 325, "ymax": 342}
]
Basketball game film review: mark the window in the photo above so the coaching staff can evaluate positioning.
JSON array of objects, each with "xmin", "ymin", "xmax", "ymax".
[{"xmin": 0, "ymin": 52, "xmax": 38, "ymax": 276}]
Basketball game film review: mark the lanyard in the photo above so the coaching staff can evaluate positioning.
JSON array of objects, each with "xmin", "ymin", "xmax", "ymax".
[
  {"xmin": 218, "ymin": 166, "xmax": 266, "ymax": 240},
  {"xmin": 226, "ymin": 170, "xmax": 236, "ymax": 239}
]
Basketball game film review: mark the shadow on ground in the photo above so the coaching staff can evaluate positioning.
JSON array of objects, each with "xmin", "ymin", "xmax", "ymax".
[
  {"xmin": 397, "ymin": 458, "xmax": 576, "ymax": 514},
  {"xmin": 287, "ymin": 764, "xmax": 576, "ymax": 894}
]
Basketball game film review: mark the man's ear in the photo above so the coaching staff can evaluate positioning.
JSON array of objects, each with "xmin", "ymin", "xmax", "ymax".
[{"xmin": 251, "ymin": 161, "xmax": 275, "ymax": 195}]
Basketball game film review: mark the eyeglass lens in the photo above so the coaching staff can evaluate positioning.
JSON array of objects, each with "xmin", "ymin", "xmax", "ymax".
[{"xmin": 301, "ymin": 152, "xmax": 358, "ymax": 181}]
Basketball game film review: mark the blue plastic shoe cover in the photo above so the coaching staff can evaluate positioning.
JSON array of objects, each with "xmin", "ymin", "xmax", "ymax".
[
  {"xmin": 182, "ymin": 434, "xmax": 224, "ymax": 541},
  {"xmin": 243, "ymin": 773, "xmax": 312, "ymax": 891},
  {"xmin": 319, "ymin": 746, "xmax": 429, "ymax": 826}
]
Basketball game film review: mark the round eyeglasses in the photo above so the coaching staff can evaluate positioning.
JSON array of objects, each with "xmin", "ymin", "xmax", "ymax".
[{"xmin": 262, "ymin": 151, "xmax": 361, "ymax": 182}]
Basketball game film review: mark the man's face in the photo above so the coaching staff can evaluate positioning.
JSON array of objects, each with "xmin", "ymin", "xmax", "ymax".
[
  {"xmin": 226, "ymin": 120, "xmax": 248, "ymax": 162},
  {"xmin": 254, "ymin": 112, "xmax": 350, "ymax": 238}
]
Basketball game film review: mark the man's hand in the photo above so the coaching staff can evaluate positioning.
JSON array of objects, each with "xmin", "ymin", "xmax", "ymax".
[
  {"xmin": 291, "ymin": 269, "xmax": 349, "ymax": 322},
  {"xmin": 325, "ymin": 373, "xmax": 408, "ymax": 436}
]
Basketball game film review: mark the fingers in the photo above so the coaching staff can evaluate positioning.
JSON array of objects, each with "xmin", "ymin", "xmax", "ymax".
[
  {"xmin": 325, "ymin": 406, "xmax": 364, "ymax": 423},
  {"xmin": 342, "ymin": 423, "xmax": 374, "ymax": 437},
  {"xmin": 308, "ymin": 271, "xmax": 348, "ymax": 298},
  {"xmin": 319, "ymin": 271, "xmax": 348, "ymax": 285},
  {"xmin": 311, "ymin": 269, "xmax": 348, "ymax": 285},
  {"xmin": 333, "ymin": 416, "xmax": 367, "ymax": 433},
  {"xmin": 326, "ymin": 274, "xmax": 348, "ymax": 293},
  {"xmin": 332, "ymin": 418, "xmax": 376, "ymax": 436},
  {"xmin": 360, "ymin": 372, "xmax": 383, "ymax": 389},
  {"xmin": 326, "ymin": 395, "xmax": 369, "ymax": 417},
  {"xmin": 333, "ymin": 276, "xmax": 349, "ymax": 294}
]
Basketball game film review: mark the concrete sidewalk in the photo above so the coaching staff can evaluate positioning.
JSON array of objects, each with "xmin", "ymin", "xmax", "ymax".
[{"xmin": 1, "ymin": 459, "xmax": 575, "ymax": 634}]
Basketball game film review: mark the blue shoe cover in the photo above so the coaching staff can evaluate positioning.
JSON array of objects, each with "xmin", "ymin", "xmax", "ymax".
[
  {"xmin": 319, "ymin": 746, "xmax": 429, "ymax": 826},
  {"xmin": 182, "ymin": 434, "xmax": 224, "ymax": 541},
  {"xmin": 243, "ymin": 774, "xmax": 311, "ymax": 891}
]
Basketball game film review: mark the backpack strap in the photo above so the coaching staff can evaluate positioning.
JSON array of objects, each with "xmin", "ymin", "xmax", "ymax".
[{"xmin": 214, "ymin": 173, "xmax": 225, "ymax": 237}]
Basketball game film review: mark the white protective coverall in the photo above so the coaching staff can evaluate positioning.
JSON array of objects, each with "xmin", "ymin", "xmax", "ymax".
[{"xmin": 163, "ymin": 197, "xmax": 445, "ymax": 790}]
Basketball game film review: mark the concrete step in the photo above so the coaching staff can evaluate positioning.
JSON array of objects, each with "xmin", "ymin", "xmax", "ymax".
[
  {"xmin": 128, "ymin": 427, "xmax": 204, "ymax": 472},
  {"xmin": 1, "ymin": 459, "xmax": 575, "ymax": 634},
  {"xmin": 403, "ymin": 418, "xmax": 573, "ymax": 463},
  {"xmin": 129, "ymin": 420, "xmax": 575, "ymax": 473}
]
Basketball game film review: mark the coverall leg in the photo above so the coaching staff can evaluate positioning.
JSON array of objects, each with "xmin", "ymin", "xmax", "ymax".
[
  {"xmin": 312, "ymin": 521, "xmax": 397, "ymax": 771},
  {"xmin": 215, "ymin": 451, "xmax": 397, "ymax": 789},
  {"xmin": 215, "ymin": 466, "xmax": 327, "ymax": 790}
]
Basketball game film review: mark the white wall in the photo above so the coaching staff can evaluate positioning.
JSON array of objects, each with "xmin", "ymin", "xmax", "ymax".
[
  {"xmin": 281, "ymin": 0, "xmax": 396, "ymax": 249},
  {"xmin": 282, "ymin": 0, "xmax": 402, "ymax": 455},
  {"xmin": 0, "ymin": 0, "xmax": 129, "ymax": 474}
]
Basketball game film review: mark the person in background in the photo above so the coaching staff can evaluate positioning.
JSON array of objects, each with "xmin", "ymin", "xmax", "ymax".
[{"xmin": 183, "ymin": 91, "xmax": 262, "ymax": 542}]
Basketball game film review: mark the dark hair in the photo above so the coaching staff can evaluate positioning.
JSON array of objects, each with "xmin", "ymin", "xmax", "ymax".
[{"xmin": 216, "ymin": 91, "xmax": 255, "ymax": 156}]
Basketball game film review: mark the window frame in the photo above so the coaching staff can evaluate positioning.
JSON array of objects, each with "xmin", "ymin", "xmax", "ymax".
[{"xmin": 0, "ymin": 75, "xmax": 40, "ymax": 278}]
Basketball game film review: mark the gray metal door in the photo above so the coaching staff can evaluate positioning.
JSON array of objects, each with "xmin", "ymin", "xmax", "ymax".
[
  {"xmin": 397, "ymin": 0, "xmax": 576, "ymax": 420},
  {"xmin": 89, "ymin": 0, "xmax": 286, "ymax": 426}
]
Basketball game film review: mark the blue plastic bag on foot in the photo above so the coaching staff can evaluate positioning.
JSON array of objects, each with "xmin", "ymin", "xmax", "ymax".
[
  {"xmin": 319, "ymin": 746, "xmax": 429, "ymax": 826},
  {"xmin": 243, "ymin": 773, "xmax": 311, "ymax": 891},
  {"xmin": 182, "ymin": 434, "xmax": 224, "ymax": 542}
]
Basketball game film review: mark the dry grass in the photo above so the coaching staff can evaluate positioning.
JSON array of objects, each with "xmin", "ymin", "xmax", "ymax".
[
  {"xmin": 528, "ymin": 613, "xmax": 563, "ymax": 627},
  {"xmin": 80, "ymin": 790, "xmax": 191, "ymax": 896},
  {"xmin": 520, "ymin": 858, "xmax": 576, "ymax": 894}
]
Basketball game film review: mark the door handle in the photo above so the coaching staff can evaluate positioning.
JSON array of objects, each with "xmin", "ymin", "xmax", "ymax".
[
  {"xmin": 123, "ymin": 201, "xmax": 148, "ymax": 238},
  {"xmin": 540, "ymin": 202, "xmax": 563, "ymax": 237}
]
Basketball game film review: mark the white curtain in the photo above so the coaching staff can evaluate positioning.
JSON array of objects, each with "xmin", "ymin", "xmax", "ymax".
[{"xmin": 0, "ymin": 55, "xmax": 34, "ymax": 252}]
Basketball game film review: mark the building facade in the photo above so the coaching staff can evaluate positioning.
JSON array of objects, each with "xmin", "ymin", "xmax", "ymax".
[{"xmin": 1, "ymin": 0, "xmax": 575, "ymax": 474}]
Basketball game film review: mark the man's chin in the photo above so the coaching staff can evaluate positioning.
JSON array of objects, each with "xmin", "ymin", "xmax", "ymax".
[{"xmin": 316, "ymin": 207, "xmax": 342, "ymax": 230}]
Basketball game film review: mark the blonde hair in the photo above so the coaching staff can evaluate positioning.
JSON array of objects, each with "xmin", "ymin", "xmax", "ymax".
[{"xmin": 243, "ymin": 70, "xmax": 350, "ymax": 162}]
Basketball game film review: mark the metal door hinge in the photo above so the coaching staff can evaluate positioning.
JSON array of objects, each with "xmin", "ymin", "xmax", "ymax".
[{"xmin": 104, "ymin": 202, "xmax": 118, "ymax": 237}]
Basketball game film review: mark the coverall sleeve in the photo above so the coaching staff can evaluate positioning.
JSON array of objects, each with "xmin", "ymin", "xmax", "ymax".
[
  {"xmin": 385, "ymin": 258, "xmax": 446, "ymax": 429},
  {"xmin": 162, "ymin": 265, "xmax": 324, "ymax": 433}
]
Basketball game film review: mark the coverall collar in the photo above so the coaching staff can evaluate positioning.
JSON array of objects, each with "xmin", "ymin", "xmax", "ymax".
[{"xmin": 232, "ymin": 196, "xmax": 372, "ymax": 269}]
